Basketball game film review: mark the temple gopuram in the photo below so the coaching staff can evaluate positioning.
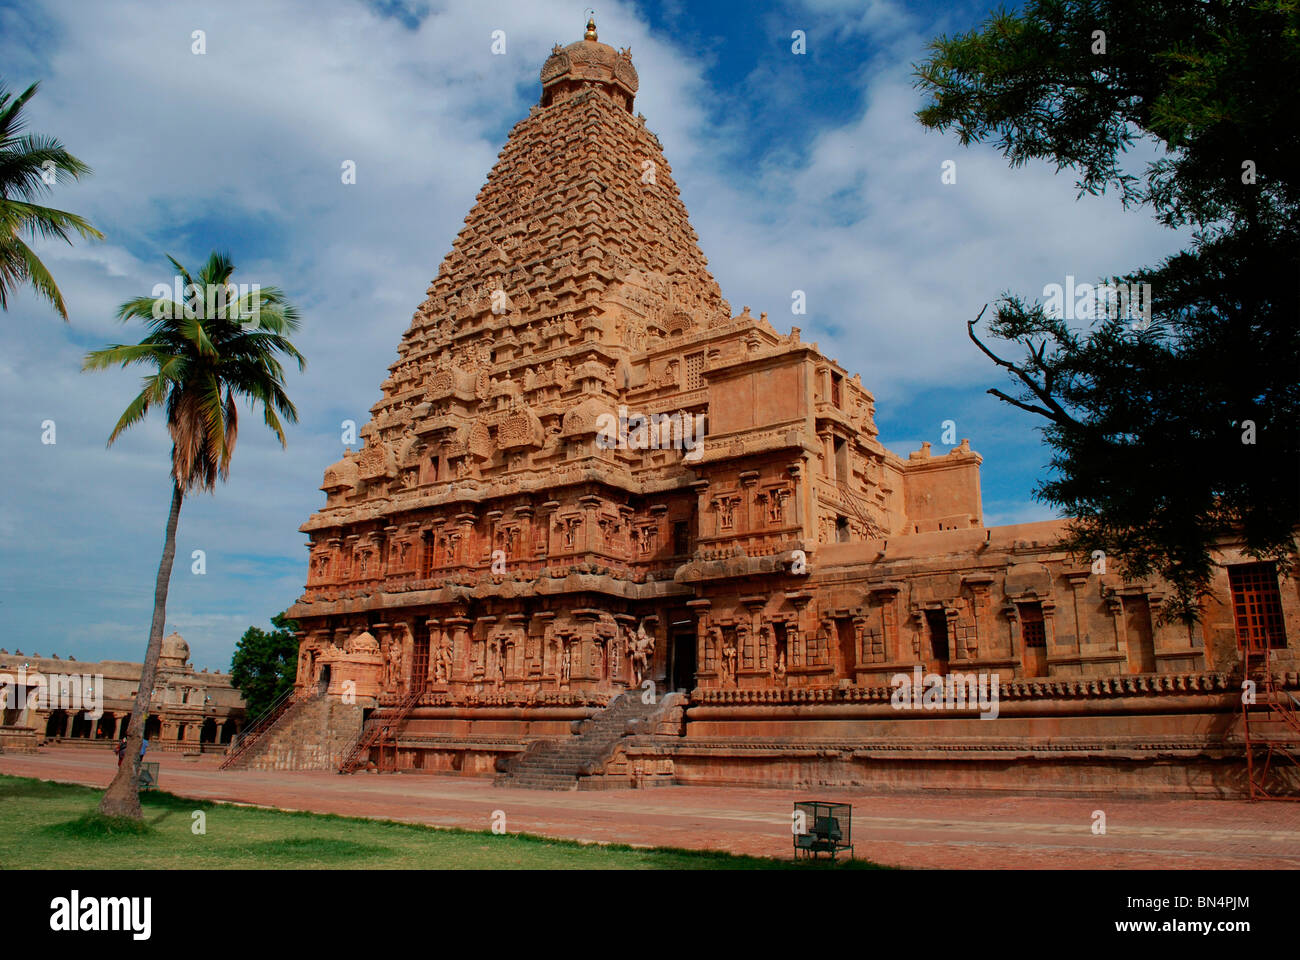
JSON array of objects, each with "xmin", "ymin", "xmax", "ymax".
[{"xmin": 242, "ymin": 20, "xmax": 1300, "ymax": 797}]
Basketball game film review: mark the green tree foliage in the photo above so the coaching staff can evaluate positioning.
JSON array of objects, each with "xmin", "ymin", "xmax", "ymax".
[
  {"xmin": 0, "ymin": 79, "xmax": 103, "ymax": 319},
  {"xmin": 915, "ymin": 0, "xmax": 1300, "ymax": 620},
  {"xmin": 230, "ymin": 612, "xmax": 301, "ymax": 721}
]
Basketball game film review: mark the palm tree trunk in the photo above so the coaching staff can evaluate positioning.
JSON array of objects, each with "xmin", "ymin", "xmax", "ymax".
[{"xmin": 98, "ymin": 478, "xmax": 184, "ymax": 819}]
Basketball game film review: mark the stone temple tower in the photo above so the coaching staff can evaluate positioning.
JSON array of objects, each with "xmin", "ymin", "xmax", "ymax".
[
  {"xmin": 286, "ymin": 14, "xmax": 985, "ymax": 720},
  {"xmin": 263, "ymin": 21, "xmax": 1293, "ymax": 796}
]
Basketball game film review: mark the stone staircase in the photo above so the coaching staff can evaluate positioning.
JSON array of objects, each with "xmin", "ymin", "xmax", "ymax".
[
  {"xmin": 495, "ymin": 693, "xmax": 660, "ymax": 790},
  {"xmin": 224, "ymin": 693, "xmax": 365, "ymax": 772}
]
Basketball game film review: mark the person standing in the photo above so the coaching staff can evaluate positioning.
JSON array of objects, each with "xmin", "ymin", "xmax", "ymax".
[{"xmin": 114, "ymin": 737, "xmax": 127, "ymax": 767}]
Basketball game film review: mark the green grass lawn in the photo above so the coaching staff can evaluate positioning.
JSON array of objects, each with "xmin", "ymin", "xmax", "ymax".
[{"xmin": 0, "ymin": 774, "xmax": 884, "ymax": 870}]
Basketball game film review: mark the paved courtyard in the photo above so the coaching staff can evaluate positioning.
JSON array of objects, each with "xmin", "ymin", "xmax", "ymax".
[{"xmin": 4, "ymin": 745, "xmax": 1298, "ymax": 869}]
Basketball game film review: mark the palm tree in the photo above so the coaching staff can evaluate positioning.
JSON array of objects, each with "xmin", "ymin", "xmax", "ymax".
[
  {"xmin": 84, "ymin": 251, "xmax": 305, "ymax": 819},
  {"xmin": 0, "ymin": 79, "xmax": 103, "ymax": 319}
]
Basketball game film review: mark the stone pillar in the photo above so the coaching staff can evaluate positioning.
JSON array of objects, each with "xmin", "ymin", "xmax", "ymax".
[
  {"xmin": 1105, "ymin": 592, "xmax": 1126, "ymax": 653},
  {"xmin": 215, "ymin": 720, "xmax": 226, "ymax": 744},
  {"xmin": 1001, "ymin": 605, "xmax": 1020, "ymax": 661},
  {"xmin": 852, "ymin": 615, "xmax": 869, "ymax": 668},
  {"xmin": 446, "ymin": 617, "xmax": 472, "ymax": 682},
  {"xmin": 114, "ymin": 713, "xmax": 127, "ymax": 739},
  {"xmin": 1041, "ymin": 599, "xmax": 1060, "ymax": 650},
  {"xmin": 456, "ymin": 512, "xmax": 476, "ymax": 566},
  {"xmin": 1063, "ymin": 572, "xmax": 1091, "ymax": 652},
  {"xmin": 63, "ymin": 713, "xmax": 74, "ymax": 738}
]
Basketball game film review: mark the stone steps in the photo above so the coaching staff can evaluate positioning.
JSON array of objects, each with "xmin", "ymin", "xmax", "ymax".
[
  {"xmin": 495, "ymin": 693, "xmax": 659, "ymax": 790},
  {"xmin": 229, "ymin": 695, "xmax": 365, "ymax": 772}
]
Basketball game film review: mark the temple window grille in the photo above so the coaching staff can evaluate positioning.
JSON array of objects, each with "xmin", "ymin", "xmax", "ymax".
[
  {"xmin": 420, "ymin": 536, "xmax": 436, "ymax": 579},
  {"xmin": 1229, "ymin": 562, "xmax": 1287, "ymax": 649},
  {"xmin": 685, "ymin": 352, "xmax": 705, "ymax": 390},
  {"xmin": 1019, "ymin": 603, "xmax": 1047, "ymax": 648}
]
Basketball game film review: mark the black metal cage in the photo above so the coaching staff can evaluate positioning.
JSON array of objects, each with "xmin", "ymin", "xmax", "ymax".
[{"xmin": 793, "ymin": 800, "xmax": 853, "ymax": 860}]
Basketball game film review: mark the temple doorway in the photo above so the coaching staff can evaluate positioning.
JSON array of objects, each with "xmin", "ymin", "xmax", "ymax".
[
  {"xmin": 835, "ymin": 618, "xmax": 856, "ymax": 676},
  {"xmin": 668, "ymin": 623, "xmax": 696, "ymax": 692},
  {"xmin": 925, "ymin": 610, "xmax": 950, "ymax": 676},
  {"xmin": 1123, "ymin": 596, "xmax": 1156, "ymax": 673},
  {"xmin": 44, "ymin": 710, "xmax": 67, "ymax": 738},
  {"xmin": 1018, "ymin": 603, "xmax": 1049, "ymax": 677}
]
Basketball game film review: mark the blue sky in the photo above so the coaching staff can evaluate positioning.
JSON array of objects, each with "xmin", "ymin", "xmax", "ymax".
[{"xmin": 0, "ymin": 0, "xmax": 1187, "ymax": 670}]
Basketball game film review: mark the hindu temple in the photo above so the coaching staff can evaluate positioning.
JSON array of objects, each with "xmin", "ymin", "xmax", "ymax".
[{"xmin": 230, "ymin": 19, "xmax": 1300, "ymax": 797}]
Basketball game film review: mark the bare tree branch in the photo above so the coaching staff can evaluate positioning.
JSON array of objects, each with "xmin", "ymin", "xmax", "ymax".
[{"xmin": 967, "ymin": 305, "xmax": 1080, "ymax": 427}]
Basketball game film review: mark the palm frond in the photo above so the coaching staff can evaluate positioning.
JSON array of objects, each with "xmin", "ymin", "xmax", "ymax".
[
  {"xmin": 87, "ymin": 250, "xmax": 305, "ymax": 489},
  {"xmin": 0, "ymin": 234, "xmax": 68, "ymax": 318}
]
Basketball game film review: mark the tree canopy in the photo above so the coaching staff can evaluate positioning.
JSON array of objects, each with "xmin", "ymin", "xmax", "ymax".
[
  {"xmin": 915, "ymin": 0, "xmax": 1300, "ymax": 619},
  {"xmin": 230, "ymin": 612, "xmax": 300, "ymax": 720}
]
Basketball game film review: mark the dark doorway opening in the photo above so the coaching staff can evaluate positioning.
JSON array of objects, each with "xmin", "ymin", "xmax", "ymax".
[
  {"xmin": 70, "ymin": 712, "xmax": 91, "ymax": 738},
  {"xmin": 924, "ymin": 609, "xmax": 950, "ymax": 675},
  {"xmin": 44, "ymin": 710, "xmax": 67, "ymax": 738},
  {"xmin": 834, "ymin": 436, "xmax": 848, "ymax": 480},
  {"xmin": 835, "ymin": 618, "xmax": 856, "ymax": 676},
  {"xmin": 773, "ymin": 622, "xmax": 789, "ymax": 674},
  {"xmin": 669, "ymin": 624, "xmax": 696, "ymax": 693}
]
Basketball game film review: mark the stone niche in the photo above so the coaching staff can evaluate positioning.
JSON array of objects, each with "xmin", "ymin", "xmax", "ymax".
[{"xmin": 1004, "ymin": 562, "xmax": 1053, "ymax": 600}]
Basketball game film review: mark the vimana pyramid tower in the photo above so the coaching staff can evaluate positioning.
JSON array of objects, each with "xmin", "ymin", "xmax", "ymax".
[{"xmin": 259, "ymin": 20, "xmax": 1298, "ymax": 795}]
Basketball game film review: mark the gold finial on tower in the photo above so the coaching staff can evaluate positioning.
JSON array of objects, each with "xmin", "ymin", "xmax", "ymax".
[{"xmin": 585, "ymin": 15, "xmax": 598, "ymax": 41}]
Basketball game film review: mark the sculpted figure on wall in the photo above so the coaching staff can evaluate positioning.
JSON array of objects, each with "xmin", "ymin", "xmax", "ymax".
[
  {"xmin": 379, "ymin": 636, "xmax": 392, "ymax": 690},
  {"xmin": 435, "ymin": 632, "xmax": 452, "ymax": 683},
  {"xmin": 385, "ymin": 636, "xmax": 403, "ymax": 693},
  {"xmin": 627, "ymin": 620, "xmax": 654, "ymax": 686}
]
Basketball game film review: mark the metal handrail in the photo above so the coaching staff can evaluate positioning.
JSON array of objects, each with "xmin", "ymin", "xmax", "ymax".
[{"xmin": 218, "ymin": 683, "xmax": 307, "ymax": 770}]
